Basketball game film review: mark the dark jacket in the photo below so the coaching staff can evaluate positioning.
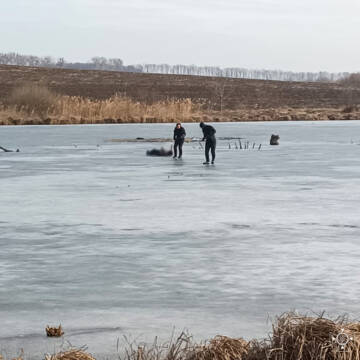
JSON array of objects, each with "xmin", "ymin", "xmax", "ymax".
[
  {"xmin": 173, "ymin": 126, "xmax": 186, "ymax": 141},
  {"xmin": 201, "ymin": 124, "xmax": 216, "ymax": 141}
]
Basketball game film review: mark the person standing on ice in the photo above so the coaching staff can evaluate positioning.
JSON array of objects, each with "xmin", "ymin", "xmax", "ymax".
[
  {"xmin": 173, "ymin": 122, "xmax": 186, "ymax": 159},
  {"xmin": 200, "ymin": 122, "xmax": 216, "ymax": 164}
]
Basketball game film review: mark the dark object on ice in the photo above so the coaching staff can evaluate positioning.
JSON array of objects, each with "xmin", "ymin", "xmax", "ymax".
[
  {"xmin": 0, "ymin": 146, "xmax": 20, "ymax": 152},
  {"xmin": 146, "ymin": 146, "xmax": 173, "ymax": 157},
  {"xmin": 270, "ymin": 134, "xmax": 280, "ymax": 145},
  {"xmin": 46, "ymin": 325, "xmax": 64, "ymax": 337},
  {"xmin": 136, "ymin": 137, "xmax": 145, "ymax": 140}
]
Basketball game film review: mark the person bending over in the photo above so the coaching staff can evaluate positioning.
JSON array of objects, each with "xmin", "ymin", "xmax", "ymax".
[
  {"xmin": 200, "ymin": 122, "xmax": 216, "ymax": 164},
  {"xmin": 173, "ymin": 122, "xmax": 186, "ymax": 159}
]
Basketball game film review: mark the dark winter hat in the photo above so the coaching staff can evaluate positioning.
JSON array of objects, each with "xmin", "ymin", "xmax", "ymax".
[{"xmin": 199, "ymin": 122, "xmax": 205, "ymax": 128}]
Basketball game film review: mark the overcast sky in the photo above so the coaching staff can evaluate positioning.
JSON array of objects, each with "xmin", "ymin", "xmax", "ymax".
[{"xmin": 1, "ymin": 0, "xmax": 359, "ymax": 72}]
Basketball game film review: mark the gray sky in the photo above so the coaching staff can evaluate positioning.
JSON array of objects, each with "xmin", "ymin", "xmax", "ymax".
[{"xmin": 1, "ymin": 0, "xmax": 359, "ymax": 72}]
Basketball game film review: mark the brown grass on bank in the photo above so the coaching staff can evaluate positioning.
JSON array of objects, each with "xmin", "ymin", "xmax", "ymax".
[
  {"xmin": 53, "ymin": 95, "xmax": 199, "ymax": 123},
  {"xmin": 0, "ymin": 351, "xmax": 23, "ymax": 360},
  {"xmin": 120, "ymin": 313, "xmax": 360, "ymax": 360},
  {"xmin": 45, "ymin": 349, "xmax": 95, "ymax": 360},
  {"xmin": 342, "ymin": 105, "xmax": 359, "ymax": 113},
  {"xmin": 8, "ymin": 349, "xmax": 24, "ymax": 360},
  {"xmin": 1, "ymin": 84, "xmax": 360, "ymax": 125},
  {"xmin": 0, "ymin": 84, "xmax": 202, "ymax": 125},
  {"xmin": 46, "ymin": 325, "xmax": 64, "ymax": 337},
  {"xmin": 263, "ymin": 312, "xmax": 360, "ymax": 360},
  {"xmin": 5, "ymin": 83, "xmax": 58, "ymax": 118},
  {"xmin": 120, "ymin": 332, "xmax": 194, "ymax": 360},
  {"xmin": 11, "ymin": 356, "xmax": 23, "ymax": 360},
  {"xmin": 121, "ymin": 333, "xmax": 249, "ymax": 360},
  {"xmin": 190, "ymin": 336, "xmax": 249, "ymax": 360},
  {"xmin": 120, "ymin": 332, "xmax": 249, "ymax": 360},
  {"xmin": 3, "ymin": 313, "xmax": 360, "ymax": 360}
]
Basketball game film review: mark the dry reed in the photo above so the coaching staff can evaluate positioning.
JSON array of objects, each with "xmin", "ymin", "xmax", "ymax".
[
  {"xmin": 0, "ymin": 84, "xmax": 202, "ymax": 125},
  {"xmin": 45, "ymin": 349, "xmax": 95, "ymax": 360},
  {"xmin": 46, "ymin": 325, "xmax": 64, "ymax": 337},
  {"xmin": 120, "ymin": 313, "xmax": 360, "ymax": 360},
  {"xmin": 52, "ymin": 95, "xmax": 199, "ymax": 123},
  {"xmin": 5, "ymin": 83, "xmax": 58, "ymax": 117},
  {"xmin": 4, "ymin": 313, "xmax": 360, "ymax": 360},
  {"xmin": 190, "ymin": 336, "xmax": 249, "ymax": 360},
  {"xmin": 119, "ymin": 332, "xmax": 249, "ymax": 360},
  {"xmin": 120, "ymin": 332, "xmax": 194, "ymax": 360},
  {"xmin": 1, "ymin": 85, "xmax": 359, "ymax": 124},
  {"xmin": 10, "ymin": 349, "xmax": 24, "ymax": 360},
  {"xmin": 256, "ymin": 312, "xmax": 360, "ymax": 360}
]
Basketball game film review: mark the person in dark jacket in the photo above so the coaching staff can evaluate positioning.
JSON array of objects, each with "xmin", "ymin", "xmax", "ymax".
[
  {"xmin": 173, "ymin": 122, "xmax": 186, "ymax": 159},
  {"xmin": 200, "ymin": 122, "xmax": 216, "ymax": 164}
]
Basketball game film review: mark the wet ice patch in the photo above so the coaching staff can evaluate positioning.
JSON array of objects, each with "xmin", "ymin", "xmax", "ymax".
[
  {"xmin": 329, "ymin": 224, "xmax": 360, "ymax": 229},
  {"xmin": 228, "ymin": 224, "xmax": 252, "ymax": 229}
]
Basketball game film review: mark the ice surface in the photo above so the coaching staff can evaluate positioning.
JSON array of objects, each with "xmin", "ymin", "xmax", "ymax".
[{"xmin": 1, "ymin": 122, "xmax": 360, "ymax": 359}]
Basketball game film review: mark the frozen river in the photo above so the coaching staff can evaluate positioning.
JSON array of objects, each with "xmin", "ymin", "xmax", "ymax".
[{"xmin": 1, "ymin": 121, "xmax": 360, "ymax": 359}]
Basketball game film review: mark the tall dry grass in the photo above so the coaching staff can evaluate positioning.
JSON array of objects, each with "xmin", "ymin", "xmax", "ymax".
[
  {"xmin": 45, "ymin": 349, "xmax": 95, "ymax": 360},
  {"xmin": 119, "ymin": 313, "xmax": 360, "ymax": 360},
  {"xmin": 250, "ymin": 312, "xmax": 360, "ymax": 360},
  {"xmin": 3, "ymin": 313, "xmax": 360, "ymax": 360},
  {"xmin": 2, "ymin": 84, "xmax": 359, "ymax": 125},
  {"xmin": 119, "ymin": 332, "xmax": 249, "ymax": 360},
  {"xmin": 5, "ymin": 83, "xmax": 58, "ymax": 118},
  {"xmin": 0, "ymin": 84, "xmax": 202, "ymax": 125},
  {"xmin": 53, "ymin": 95, "xmax": 199, "ymax": 123}
]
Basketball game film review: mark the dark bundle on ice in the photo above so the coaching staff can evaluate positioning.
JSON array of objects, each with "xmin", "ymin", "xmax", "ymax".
[
  {"xmin": 270, "ymin": 134, "xmax": 280, "ymax": 145},
  {"xmin": 146, "ymin": 147, "xmax": 173, "ymax": 157},
  {"xmin": 46, "ymin": 325, "xmax": 64, "ymax": 337},
  {"xmin": 0, "ymin": 146, "xmax": 20, "ymax": 152}
]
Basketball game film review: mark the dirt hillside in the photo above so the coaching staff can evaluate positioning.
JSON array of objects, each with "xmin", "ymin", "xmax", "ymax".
[{"xmin": 0, "ymin": 64, "xmax": 359, "ymax": 110}]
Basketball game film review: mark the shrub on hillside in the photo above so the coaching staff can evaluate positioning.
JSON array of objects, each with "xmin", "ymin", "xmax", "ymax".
[
  {"xmin": 339, "ymin": 73, "xmax": 360, "ymax": 88},
  {"xmin": 6, "ymin": 83, "xmax": 58, "ymax": 117}
]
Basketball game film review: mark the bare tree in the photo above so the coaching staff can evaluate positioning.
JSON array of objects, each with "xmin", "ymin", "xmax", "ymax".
[
  {"xmin": 0, "ymin": 51, "xmax": 352, "ymax": 83},
  {"xmin": 212, "ymin": 81, "xmax": 227, "ymax": 113},
  {"xmin": 56, "ymin": 57, "xmax": 65, "ymax": 67}
]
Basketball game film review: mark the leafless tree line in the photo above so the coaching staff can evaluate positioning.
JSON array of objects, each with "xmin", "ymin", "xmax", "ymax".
[
  {"xmin": 0, "ymin": 53, "xmax": 141, "ymax": 72},
  {"xmin": 0, "ymin": 52, "xmax": 352, "ymax": 82},
  {"xmin": 141, "ymin": 63, "xmax": 350, "ymax": 82}
]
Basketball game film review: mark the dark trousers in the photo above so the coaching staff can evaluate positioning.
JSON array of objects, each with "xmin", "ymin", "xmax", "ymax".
[
  {"xmin": 205, "ymin": 137, "xmax": 216, "ymax": 162},
  {"xmin": 174, "ymin": 139, "xmax": 184, "ymax": 157}
]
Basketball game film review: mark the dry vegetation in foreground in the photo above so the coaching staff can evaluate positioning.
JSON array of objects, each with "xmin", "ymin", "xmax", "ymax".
[
  {"xmin": 120, "ymin": 312, "xmax": 360, "ymax": 360},
  {"xmin": 0, "ymin": 83, "xmax": 360, "ymax": 125},
  {"xmin": 2, "ymin": 312, "xmax": 360, "ymax": 360},
  {"xmin": 44, "ymin": 349, "xmax": 95, "ymax": 360}
]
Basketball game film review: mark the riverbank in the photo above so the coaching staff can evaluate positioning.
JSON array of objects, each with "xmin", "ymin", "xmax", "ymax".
[
  {"xmin": 0, "ymin": 64, "xmax": 359, "ymax": 125},
  {"xmin": 4, "ymin": 312, "xmax": 360, "ymax": 360},
  {"xmin": 1, "ymin": 105, "xmax": 359, "ymax": 125}
]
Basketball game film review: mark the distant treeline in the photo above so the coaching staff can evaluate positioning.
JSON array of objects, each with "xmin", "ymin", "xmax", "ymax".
[
  {"xmin": 0, "ymin": 52, "xmax": 352, "ymax": 83},
  {"xmin": 141, "ymin": 64, "xmax": 349, "ymax": 82},
  {"xmin": 0, "ymin": 53, "xmax": 141, "ymax": 72}
]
